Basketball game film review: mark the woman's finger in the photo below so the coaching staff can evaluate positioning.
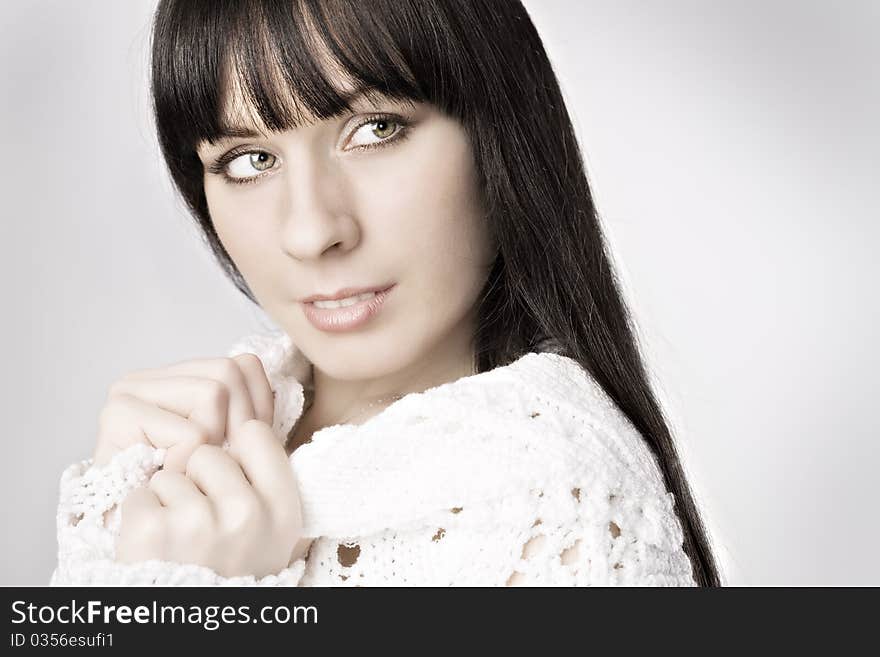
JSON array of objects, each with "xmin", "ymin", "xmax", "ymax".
[
  {"xmin": 98, "ymin": 393, "xmax": 213, "ymax": 473},
  {"xmin": 226, "ymin": 420, "xmax": 299, "ymax": 524},
  {"xmin": 184, "ymin": 444, "xmax": 253, "ymax": 504},
  {"xmin": 121, "ymin": 358, "xmax": 256, "ymax": 438},
  {"xmin": 231, "ymin": 353, "xmax": 275, "ymax": 426},
  {"xmin": 148, "ymin": 469, "xmax": 209, "ymax": 509},
  {"xmin": 116, "ymin": 487, "xmax": 165, "ymax": 563},
  {"xmin": 108, "ymin": 375, "xmax": 227, "ymax": 446}
]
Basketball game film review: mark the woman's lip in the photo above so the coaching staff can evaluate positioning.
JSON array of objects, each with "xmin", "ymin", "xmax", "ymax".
[
  {"xmin": 300, "ymin": 284, "xmax": 396, "ymax": 333},
  {"xmin": 301, "ymin": 283, "xmax": 395, "ymax": 303}
]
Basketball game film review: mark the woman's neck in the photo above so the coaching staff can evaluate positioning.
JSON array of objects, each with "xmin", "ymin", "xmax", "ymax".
[{"xmin": 286, "ymin": 327, "xmax": 477, "ymax": 454}]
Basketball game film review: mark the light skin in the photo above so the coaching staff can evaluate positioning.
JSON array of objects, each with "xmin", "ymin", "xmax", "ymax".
[
  {"xmin": 95, "ymin": 355, "xmax": 310, "ymax": 574},
  {"xmin": 97, "ymin": 61, "xmax": 495, "ymax": 576},
  {"xmin": 198, "ymin": 70, "xmax": 495, "ymax": 452}
]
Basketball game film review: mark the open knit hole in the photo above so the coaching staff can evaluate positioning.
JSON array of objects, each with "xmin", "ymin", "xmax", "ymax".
[
  {"xmin": 432, "ymin": 528, "xmax": 446, "ymax": 542},
  {"xmin": 71, "ymin": 512, "xmax": 84, "ymax": 527},
  {"xmin": 571, "ymin": 487, "xmax": 581, "ymax": 502},
  {"xmin": 450, "ymin": 507, "xmax": 463, "ymax": 514},
  {"xmin": 506, "ymin": 532, "xmax": 547, "ymax": 586},
  {"xmin": 337, "ymin": 542, "xmax": 360, "ymax": 567},
  {"xmin": 520, "ymin": 533, "xmax": 546, "ymax": 559},
  {"xmin": 560, "ymin": 538, "xmax": 583, "ymax": 565}
]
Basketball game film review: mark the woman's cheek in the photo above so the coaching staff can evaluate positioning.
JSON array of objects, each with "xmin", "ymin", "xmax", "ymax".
[{"xmin": 210, "ymin": 201, "xmax": 276, "ymax": 285}]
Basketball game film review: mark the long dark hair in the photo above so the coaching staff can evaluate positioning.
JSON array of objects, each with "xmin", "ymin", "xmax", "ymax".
[{"xmin": 149, "ymin": 0, "xmax": 722, "ymax": 586}]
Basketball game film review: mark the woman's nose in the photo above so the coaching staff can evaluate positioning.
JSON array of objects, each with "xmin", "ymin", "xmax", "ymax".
[{"xmin": 278, "ymin": 150, "xmax": 360, "ymax": 261}]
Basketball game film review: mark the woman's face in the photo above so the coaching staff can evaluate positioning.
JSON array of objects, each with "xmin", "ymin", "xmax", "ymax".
[{"xmin": 196, "ymin": 77, "xmax": 495, "ymax": 381}]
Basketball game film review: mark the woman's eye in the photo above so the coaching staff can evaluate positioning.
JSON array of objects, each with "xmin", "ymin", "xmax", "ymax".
[
  {"xmin": 347, "ymin": 118, "xmax": 404, "ymax": 149},
  {"xmin": 225, "ymin": 151, "xmax": 277, "ymax": 180},
  {"xmin": 211, "ymin": 115, "xmax": 408, "ymax": 186}
]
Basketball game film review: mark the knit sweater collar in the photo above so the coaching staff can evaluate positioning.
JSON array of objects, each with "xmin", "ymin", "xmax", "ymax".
[
  {"xmin": 224, "ymin": 329, "xmax": 655, "ymax": 539},
  {"xmin": 226, "ymin": 328, "xmax": 569, "ymax": 451}
]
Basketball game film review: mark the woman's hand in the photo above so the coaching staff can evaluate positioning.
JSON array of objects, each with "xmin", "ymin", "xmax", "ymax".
[
  {"xmin": 93, "ymin": 354, "xmax": 275, "ymax": 472},
  {"xmin": 114, "ymin": 419, "xmax": 308, "ymax": 579}
]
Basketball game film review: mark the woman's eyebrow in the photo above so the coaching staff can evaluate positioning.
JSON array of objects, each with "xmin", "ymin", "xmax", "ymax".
[
  {"xmin": 214, "ymin": 123, "xmax": 265, "ymax": 140},
  {"xmin": 214, "ymin": 84, "xmax": 398, "ymax": 141}
]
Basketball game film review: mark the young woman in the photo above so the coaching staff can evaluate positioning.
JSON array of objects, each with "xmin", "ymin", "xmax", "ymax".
[{"xmin": 51, "ymin": 0, "xmax": 722, "ymax": 586}]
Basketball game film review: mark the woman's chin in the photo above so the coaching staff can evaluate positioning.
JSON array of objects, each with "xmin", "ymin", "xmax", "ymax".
[{"xmin": 302, "ymin": 341, "xmax": 420, "ymax": 383}]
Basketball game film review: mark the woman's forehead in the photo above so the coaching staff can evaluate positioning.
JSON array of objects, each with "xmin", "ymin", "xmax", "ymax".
[
  {"xmin": 218, "ymin": 83, "xmax": 393, "ymax": 135},
  {"xmin": 217, "ymin": 46, "xmax": 371, "ymax": 130}
]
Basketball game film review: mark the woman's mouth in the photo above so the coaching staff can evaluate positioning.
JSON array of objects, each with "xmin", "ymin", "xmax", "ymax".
[{"xmin": 300, "ymin": 284, "xmax": 396, "ymax": 332}]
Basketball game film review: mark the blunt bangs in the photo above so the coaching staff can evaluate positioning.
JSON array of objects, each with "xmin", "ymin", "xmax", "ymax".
[{"xmin": 150, "ymin": 0, "xmax": 482, "ymax": 156}]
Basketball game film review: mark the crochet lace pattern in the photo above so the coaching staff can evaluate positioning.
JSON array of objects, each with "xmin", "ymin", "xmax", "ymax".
[{"xmin": 50, "ymin": 329, "xmax": 696, "ymax": 586}]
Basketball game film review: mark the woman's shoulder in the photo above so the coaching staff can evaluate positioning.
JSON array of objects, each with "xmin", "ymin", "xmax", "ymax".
[
  {"xmin": 449, "ymin": 347, "xmax": 668, "ymax": 486},
  {"xmin": 446, "ymin": 348, "xmax": 683, "ymax": 540}
]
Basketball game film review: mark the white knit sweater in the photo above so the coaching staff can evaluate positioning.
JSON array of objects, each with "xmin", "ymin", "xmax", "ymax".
[{"xmin": 50, "ymin": 329, "xmax": 697, "ymax": 586}]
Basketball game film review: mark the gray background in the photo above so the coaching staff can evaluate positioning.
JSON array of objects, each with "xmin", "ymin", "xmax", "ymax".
[{"xmin": 2, "ymin": 0, "xmax": 877, "ymax": 585}]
